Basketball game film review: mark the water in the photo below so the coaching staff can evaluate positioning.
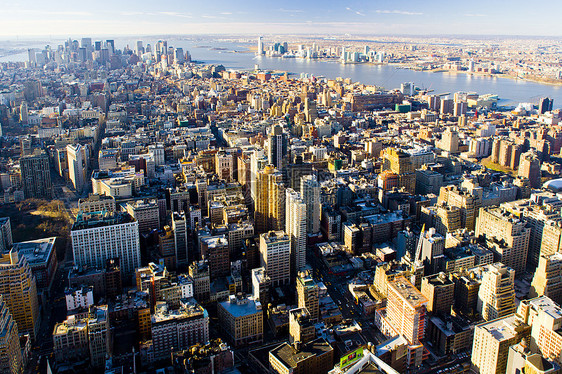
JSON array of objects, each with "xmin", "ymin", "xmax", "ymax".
[{"xmin": 2, "ymin": 37, "xmax": 561, "ymax": 108}]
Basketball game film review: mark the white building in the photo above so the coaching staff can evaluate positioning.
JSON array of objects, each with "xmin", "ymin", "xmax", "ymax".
[
  {"xmin": 67, "ymin": 144, "xmax": 89, "ymax": 193},
  {"xmin": 259, "ymin": 231, "xmax": 291, "ymax": 287},
  {"xmin": 300, "ymin": 175, "xmax": 321, "ymax": 234},
  {"xmin": 65, "ymin": 286, "xmax": 94, "ymax": 312},
  {"xmin": 285, "ymin": 189, "xmax": 307, "ymax": 273},
  {"xmin": 71, "ymin": 211, "xmax": 140, "ymax": 277}
]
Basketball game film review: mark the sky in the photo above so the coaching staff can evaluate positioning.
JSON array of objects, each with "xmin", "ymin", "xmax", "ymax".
[{"xmin": 1, "ymin": 0, "xmax": 562, "ymax": 37}]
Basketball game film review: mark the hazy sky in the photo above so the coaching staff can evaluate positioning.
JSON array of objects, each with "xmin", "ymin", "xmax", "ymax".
[{"xmin": 1, "ymin": 0, "xmax": 562, "ymax": 37}]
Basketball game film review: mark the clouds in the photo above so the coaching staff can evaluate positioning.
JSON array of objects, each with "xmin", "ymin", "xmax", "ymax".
[
  {"xmin": 375, "ymin": 10, "xmax": 423, "ymax": 16},
  {"xmin": 345, "ymin": 7, "xmax": 366, "ymax": 16}
]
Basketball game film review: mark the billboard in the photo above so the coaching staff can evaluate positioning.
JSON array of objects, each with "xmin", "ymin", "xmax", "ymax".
[{"xmin": 339, "ymin": 347, "xmax": 364, "ymax": 369}]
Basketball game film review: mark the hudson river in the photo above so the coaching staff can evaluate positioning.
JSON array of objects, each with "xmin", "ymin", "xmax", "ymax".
[{"xmin": 2, "ymin": 38, "xmax": 561, "ymax": 108}]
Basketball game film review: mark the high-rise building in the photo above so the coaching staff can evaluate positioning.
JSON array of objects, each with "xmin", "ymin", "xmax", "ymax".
[
  {"xmin": 151, "ymin": 299, "xmax": 209, "ymax": 361},
  {"xmin": 415, "ymin": 227, "xmax": 446, "ymax": 274},
  {"xmin": 87, "ymin": 305, "xmax": 111, "ymax": 368},
  {"xmin": 188, "ymin": 260, "xmax": 210, "ymax": 302},
  {"xmin": 289, "ymin": 307, "xmax": 315, "ymax": 344},
  {"xmin": 0, "ymin": 250, "xmax": 39, "ymax": 340},
  {"xmin": 539, "ymin": 97, "xmax": 554, "ymax": 115},
  {"xmin": 475, "ymin": 206, "xmax": 531, "ymax": 275},
  {"xmin": 124, "ymin": 199, "xmax": 160, "ymax": 233},
  {"xmin": 78, "ymin": 194, "xmax": 116, "ymax": 214},
  {"xmin": 438, "ymin": 185, "xmax": 481, "ymax": 231},
  {"xmin": 267, "ymin": 124, "xmax": 288, "ymax": 169},
  {"xmin": 67, "ymin": 144, "xmax": 89, "ymax": 193},
  {"xmin": 477, "ymin": 263, "xmax": 516, "ymax": 321},
  {"xmin": 0, "ymin": 218, "xmax": 12, "ymax": 253},
  {"xmin": 285, "ymin": 189, "xmax": 307, "ymax": 274},
  {"xmin": 71, "ymin": 211, "xmax": 140, "ymax": 278},
  {"xmin": 172, "ymin": 212, "xmax": 188, "ymax": 267},
  {"xmin": 518, "ymin": 151, "xmax": 541, "ymax": 189},
  {"xmin": 217, "ymin": 294, "xmax": 263, "ymax": 348},
  {"xmin": 529, "ymin": 253, "xmax": 562, "ymax": 305},
  {"xmin": 269, "ymin": 338, "xmax": 334, "ymax": 374},
  {"xmin": 386, "ymin": 276, "xmax": 428, "ymax": 345},
  {"xmin": 300, "ymin": 175, "xmax": 321, "ymax": 234},
  {"xmin": 259, "ymin": 231, "xmax": 291, "ymax": 287},
  {"xmin": 297, "ymin": 270, "xmax": 319, "ymax": 322},
  {"xmin": 257, "ymin": 36, "xmax": 264, "ymax": 55},
  {"xmin": 20, "ymin": 150, "xmax": 53, "ymax": 199},
  {"xmin": 200, "ymin": 235, "xmax": 230, "ymax": 279},
  {"xmin": 471, "ymin": 314, "xmax": 530, "ymax": 374},
  {"xmin": 523, "ymin": 206, "xmax": 562, "ymax": 270},
  {"xmin": 381, "ymin": 148, "xmax": 415, "ymax": 193},
  {"xmin": 421, "ymin": 273, "xmax": 454, "ymax": 315},
  {"xmin": 255, "ymin": 166, "xmax": 285, "ymax": 234},
  {"xmin": 251, "ymin": 267, "xmax": 271, "ymax": 306},
  {"xmin": 0, "ymin": 295, "xmax": 23, "ymax": 374},
  {"xmin": 437, "ymin": 128, "xmax": 460, "ymax": 153}
]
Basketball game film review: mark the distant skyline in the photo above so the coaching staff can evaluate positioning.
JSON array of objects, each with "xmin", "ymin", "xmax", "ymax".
[{"xmin": 1, "ymin": 0, "xmax": 562, "ymax": 37}]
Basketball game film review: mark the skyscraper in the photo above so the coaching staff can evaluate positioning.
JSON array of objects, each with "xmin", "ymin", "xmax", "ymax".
[
  {"xmin": 285, "ymin": 189, "xmax": 307, "ymax": 274},
  {"xmin": 539, "ymin": 97, "xmax": 553, "ymax": 115},
  {"xmin": 172, "ymin": 212, "xmax": 188, "ymax": 267},
  {"xmin": 529, "ymin": 252, "xmax": 562, "ymax": 304},
  {"xmin": 0, "ymin": 295, "xmax": 23, "ymax": 374},
  {"xmin": 67, "ymin": 144, "xmax": 89, "ymax": 193},
  {"xmin": 518, "ymin": 151, "xmax": 541, "ymax": 189},
  {"xmin": 0, "ymin": 250, "xmax": 39, "ymax": 340},
  {"xmin": 20, "ymin": 150, "xmax": 53, "ymax": 199},
  {"xmin": 297, "ymin": 270, "xmax": 319, "ymax": 322},
  {"xmin": 267, "ymin": 124, "xmax": 287, "ymax": 169},
  {"xmin": 259, "ymin": 231, "xmax": 291, "ymax": 287},
  {"xmin": 300, "ymin": 175, "xmax": 321, "ymax": 234},
  {"xmin": 477, "ymin": 263, "xmax": 516, "ymax": 321},
  {"xmin": 386, "ymin": 276, "xmax": 428, "ymax": 345},
  {"xmin": 71, "ymin": 211, "xmax": 140, "ymax": 278},
  {"xmin": 254, "ymin": 166, "xmax": 285, "ymax": 234},
  {"xmin": 257, "ymin": 36, "xmax": 264, "ymax": 55},
  {"xmin": 471, "ymin": 314, "xmax": 530, "ymax": 374}
]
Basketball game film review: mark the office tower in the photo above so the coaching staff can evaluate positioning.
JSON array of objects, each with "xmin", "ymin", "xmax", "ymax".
[
  {"xmin": 518, "ymin": 296, "xmax": 562, "ymax": 366},
  {"xmin": 523, "ymin": 206, "xmax": 562, "ymax": 269},
  {"xmin": 172, "ymin": 212, "xmax": 188, "ymax": 267},
  {"xmin": 151, "ymin": 299, "xmax": 209, "ymax": 361},
  {"xmin": 453, "ymin": 101, "xmax": 467, "ymax": 117},
  {"xmin": 386, "ymin": 276, "xmax": 428, "ymax": 345},
  {"xmin": 437, "ymin": 128, "xmax": 460, "ymax": 153},
  {"xmin": 285, "ymin": 189, "xmax": 307, "ymax": 274},
  {"xmin": 438, "ymin": 185, "xmax": 481, "ymax": 231},
  {"xmin": 217, "ymin": 294, "xmax": 263, "ymax": 347},
  {"xmin": 296, "ymin": 270, "xmax": 319, "ymax": 322},
  {"xmin": 415, "ymin": 227, "xmax": 445, "ymax": 274},
  {"xmin": 124, "ymin": 199, "xmax": 160, "ymax": 233},
  {"xmin": 20, "ymin": 150, "xmax": 53, "ymax": 199},
  {"xmin": 0, "ymin": 218, "xmax": 12, "ymax": 253},
  {"xmin": 477, "ymin": 263, "xmax": 516, "ymax": 321},
  {"xmin": 215, "ymin": 149, "xmax": 234, "ymax": 181},
  {"xmin": 529, "ymin": 253, "xmax": 562, "ymax": 304},
  {"xmin": 289, "ymin": 307, "xmax": 315, "ymax": 344},
  {"xmin": 255, "ymin": 166, "xmax": 285, "ymax": 234},
  {"xmin": 80, "ymin": 37, "xmax": 92, "ymax": 48},
  {"xmin": 440, "ymin": 98, "xmax": 454, "ymax": 115},
  {"xmin": 471, "ymin": 314, "xmax": 530, "ymax": 374},
  {"xmin": 421, "ymin": 273, "xmax": 454, "ymax": 315},
  {"xmin": 381, "ymin": 148, "xmax": 415, "ymax": 193},
  {"xmin": 0, "ymin": 295, "xmax": 23, "ymax": 374},
  {"xmin": 269, "ymin": 338, "xmax": 334, "ymax": 374},
  {"xmin": 259, "ymin": 231, "xmax": 291, "ymax": 287},
  {"xmin": 251, "ymin": 267, "xmax": 271, "ymax": 306},
  {"xmin": 67, "ymin": 144, "xmax": 88, "ymax": 193},
  {"xmin": 539, "ymin": 97, "xmax": 554, "ymax": 115},
  {"xmin": 87, "ymin": 305, "xmax": 111, "ymax": 368},
  {"xmin": 136, "ymin": 40, "xmax": 144, "ymax": 55},
  {"xmin": 304, "ymin": 97, "xmax": 318, "ymax": 123},
  {"xmin": 19, "ymin": 101, "xmax": 27, "ymax": 124},
  {"xmin": 105, "ymin": 40, "xmax": 114, "ymax": 54},
  {"xmin": 71, "ymin": 211, "xmax": 140, "ymax": 278},
  {"xmin": 0, "ymin": 250, "xmax": 39, "ymax": 340},
  {"xmin": 300, "ymin": 175, "xmax": 321, "ymax": 234},
  {"xmin": 53, "ymin": 314, "xmax": 89, "ymax": 363},
  {"xmin": 267, "ymin": 124, "xmax": 288, "ymax": 169},
  {"xmin": 200, "ymin": 236, "xmax": 230, "ymax": 279},
  {"xmin": 475, "ymin": 207, "xmax": 530, "ymax": 275},
  {"xmin": 257, "ymin": 36, "xmax": 264, "ymax": 55},
  {"xmin": 188, "ymin": 261, "xmax": 210, "ymax": 302},
  {"xmin": 518, "ymin": 151, "xmax": 541, "ymax": 189},
  {"xmin": 78, "ymin": 193, "xmax": 116, "ymax": 214}
]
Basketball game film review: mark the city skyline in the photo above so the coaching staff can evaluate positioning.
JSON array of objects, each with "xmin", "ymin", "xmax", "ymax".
[{"xmin": 1, "ymin": 0, "xmax": 562, "ymax": 37}]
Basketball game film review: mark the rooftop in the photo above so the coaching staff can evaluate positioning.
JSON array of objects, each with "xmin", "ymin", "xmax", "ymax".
[
  {"xmin": 12, "ymin": 237, "xmax": 56, "ymax": 266},
  {"xmin": 388, "ymin": 276, "xmax": 428, "ymax": 308},
  {"xmin": 219, "ymin": 295, "xmax": 262, "ymax": 318}
]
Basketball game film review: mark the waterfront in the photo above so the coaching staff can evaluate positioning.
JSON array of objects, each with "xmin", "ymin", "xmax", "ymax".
[{"xmin": 2, "ymin": 37, "xmax": 561, "ymax": 108}]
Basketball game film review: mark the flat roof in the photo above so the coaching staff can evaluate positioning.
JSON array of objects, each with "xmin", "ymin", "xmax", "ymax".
[
  {"xmin": 270, "ymin": 338, "xmax": 332, "ymax": 369},
  {"xmin": 12, "ymin": 237, "xmax": 56, "ymax": 266},
  {"xmin": 387, "ymin": 276, "xmax": 428, "ymax": 308}
]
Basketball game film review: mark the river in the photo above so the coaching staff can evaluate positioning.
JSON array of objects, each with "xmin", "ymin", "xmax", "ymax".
[{"xmin": 1, "ymin": 37, "xmax": 561, "ymax": 108}]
